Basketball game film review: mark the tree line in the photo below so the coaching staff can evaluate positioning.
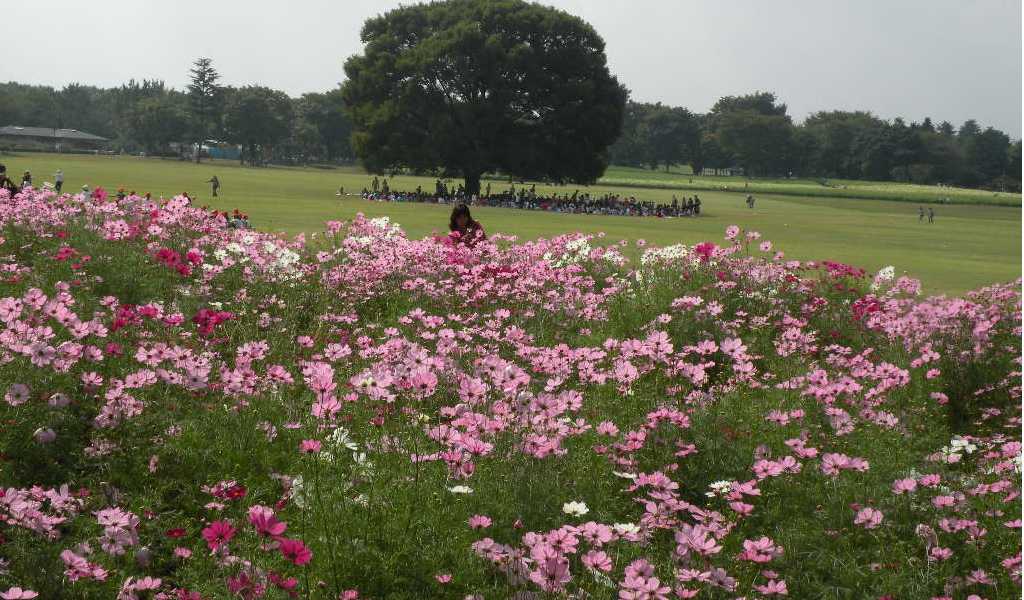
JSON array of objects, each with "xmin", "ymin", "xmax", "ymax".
[
  {"xmin": 0, "ymin": 62, "xmax": 1019, "ymax": 191},
  {"xmin": 0, "ymin": 58, "xmax": 354, "ymax": 165},
  {"xmin": 610, "ymin": 92, "xmax": 1021, "ymax": 191}
]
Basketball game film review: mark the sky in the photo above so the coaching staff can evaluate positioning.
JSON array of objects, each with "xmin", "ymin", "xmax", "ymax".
[{"xmin": 5, "ymin": 0, "xmax": 1022, "ymax": 136}]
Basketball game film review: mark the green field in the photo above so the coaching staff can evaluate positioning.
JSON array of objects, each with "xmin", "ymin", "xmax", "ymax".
[
  {"xmin": 595, "ymin": 165, "xmax": 1022, "ymax": 206},
  {"xmin": 5, "ymin": 152, "xmax": 1021, "ymax": 294}
]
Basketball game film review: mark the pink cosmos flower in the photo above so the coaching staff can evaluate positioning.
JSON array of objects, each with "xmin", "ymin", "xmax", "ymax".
[
  {"xmin": 248, "ymin": 505, "xmax": 287, "ymax": 537},
  {"xmin": 891, "ymin": 478, "xmax": 917, "ymax": 494},
  {"xmin": 854, "ymin": 507, "xmax": 884, "ymax": 529},
  {"xmin": 5, "ymin": 383, "xmax": 30, "ymax": 406},
  {"xmin": 754, "ymin": 579, "xmax": 788, "ymax": 595},
  {"xmin": 434, "ymin": 574, "xmax": 452, "ymax": 584},
  {"xmin": 1, "ymin": 588, "xmax": 39, "ymax": 599},
  {"xmin": 201, "ymin": 520, "xmax": 236, "ymax": 551},
  {"xmin": 468, "ymin": 515, "xmax": 492, "ymax": 529},
  {"xmin": 300, "ymin": 439, "xmax": 322, "ymax": 453},
  {"xmin": 929, "ymin": 547, "xmax": 953, "ymax": 561},
  {"xmin": 582, "ymin": 550, "xmax": 613, "ymax": 572}
]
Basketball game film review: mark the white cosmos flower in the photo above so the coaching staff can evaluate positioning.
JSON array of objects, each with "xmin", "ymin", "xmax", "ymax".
[
  {"xmin": 329, "ymin": 427, "xmax": 359, "ymax": 452},
  {"xmin": 870, "ymin": 265, "xmax": 896, "ymax": 290},
  {"xmin": 707, "ymin": 480, "xmax": 733, "ymax": 497},
  {"xmin": 562, "ymin": 501, "xmax": 589, "ymax": 517},
  {"xmin": 448, "ymin": 485, "xmax": 473, "ymax": 495},
  {"xmin": 613, "ymin": 522, "xmax": 640, "ymax": 536}
]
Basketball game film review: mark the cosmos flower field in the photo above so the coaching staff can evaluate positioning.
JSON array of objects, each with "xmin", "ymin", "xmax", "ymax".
[{"xmin": 0, "ymin": 186, "xmax": 1020, "ymax": 599}]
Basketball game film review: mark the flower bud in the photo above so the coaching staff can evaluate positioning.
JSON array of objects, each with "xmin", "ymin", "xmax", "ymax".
[{"xmin": 33, "ymin": 427, "xmax": 56, "ymax": 443}]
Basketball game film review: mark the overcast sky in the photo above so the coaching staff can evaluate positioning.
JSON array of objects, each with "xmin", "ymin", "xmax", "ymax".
[{"xmin": 6, "ymin": 0, "xmax": 1022, "ymax": 136}]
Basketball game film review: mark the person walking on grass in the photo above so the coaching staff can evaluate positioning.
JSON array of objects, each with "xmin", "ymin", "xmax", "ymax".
[
  {"xmin": 918, "ymin": 206, "xmax": 925, "ymax": 222},
  {"xmin": 928, "ymin": 207, "xmax": 934, "ymax": 224},
  {"xmin": 207, "ymin": 175, "xmax": 220, "ymax": 197},
  {"xmin": 54, "ymin": 169, "xmax": 64, "ymax": 193}
]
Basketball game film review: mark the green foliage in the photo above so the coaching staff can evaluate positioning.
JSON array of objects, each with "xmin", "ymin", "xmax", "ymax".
[
  {"xmin": 127, "ymin": 95, "xmax": 190, "ymax": 154},
  {"xmin": 186, "ymin": 57, "xmax": 223, "ymax": 153},
  {"xmin": 610, "ymin": 102, "xmax": 700, "ymax": 171},
  {"xmin": 716, "ymin": 110, "xmax": 796, "ymax": 176},
  {"xmin": 296, "ymin": 90, "xmax": 354, "ymax": 162},
  {"xmin": 223, "ymin": 86, "xmax": 295, "ymax": 166},
  {"xmin": 341, "ymin": 0, "xmax": 628, "ymax": 194}
]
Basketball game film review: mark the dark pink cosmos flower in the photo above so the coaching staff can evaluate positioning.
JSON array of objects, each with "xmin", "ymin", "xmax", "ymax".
[
  {"xmin": 694, "ymin": 241, "xmax": 717, "ymax": 262},
  {"xmin": 201, "ymin": 520, "xmax": 236, "ymax": 551},
  {"xmin": 269, "ymin": 571, "xmax": 298, "ymax": 592},
  {"xmin": 279, "ymin": 538, "xmax": 312, "ymax": 565}
]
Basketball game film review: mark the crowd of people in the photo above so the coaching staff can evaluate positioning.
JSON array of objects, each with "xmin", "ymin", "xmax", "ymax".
[{"xmin": 358, "ymin": 177, "xmax": 702, "ymax": 218}]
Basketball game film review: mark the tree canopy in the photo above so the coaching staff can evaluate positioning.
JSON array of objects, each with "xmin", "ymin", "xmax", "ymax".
[
  {"xmin": 223, "ymin": 86, "xmax": 294, "ymax": 166},
  {"xmin": 341, "ymin": 0, "xmax": 627, "ymax": 195}
]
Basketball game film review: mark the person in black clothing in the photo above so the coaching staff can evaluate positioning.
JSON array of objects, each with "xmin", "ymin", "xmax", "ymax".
[
  {"xmin": 449, "ymin": 203, "xmax": 485, "ymax": 246},
  {"xmin": 0, "ymin": 165, "xmax": 20, "ymax": 195},
  {"xmin": 208, "ymin": 175, "xmax": 220, "ymax": 197},
  {"xmin": 21, "ymin": 171, "xmax": 31, "ymax": 188}
]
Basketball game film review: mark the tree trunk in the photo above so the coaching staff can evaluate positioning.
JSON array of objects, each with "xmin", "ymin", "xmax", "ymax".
[{"xmin": 464, "ymin": 172, "xmax": 481, "ymax": 197}]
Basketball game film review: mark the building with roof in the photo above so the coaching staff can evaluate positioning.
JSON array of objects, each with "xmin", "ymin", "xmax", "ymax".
[{"xmin": 0, "ymin": 126, "xmax": 110, "ymax": 152}]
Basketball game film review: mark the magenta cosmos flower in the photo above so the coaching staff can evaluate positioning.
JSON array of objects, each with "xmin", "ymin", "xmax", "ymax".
[
  {"xmin": 201, "ymin": 520, "xmax": 236, "ymax": 551},
  {"xmin": 279, "ymin": 538, "xmax": 312, "ymax": 565}
]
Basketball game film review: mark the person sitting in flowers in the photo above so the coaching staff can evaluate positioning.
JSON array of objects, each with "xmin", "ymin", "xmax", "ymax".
[{"xmin": 449, "ymin": 203, "xmax": 485, "ymax": 247}]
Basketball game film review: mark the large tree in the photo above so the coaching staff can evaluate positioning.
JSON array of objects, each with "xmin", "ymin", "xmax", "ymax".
[
  {"xmin": 802, "ymin": 110, "xmax": 885, "ymax": 178},
  {"xmin": 705, "ymin": 91, "xmax": 794, "ymax": 176},
  {"xmin": 187, "ymin": 58, "xmax": 222, "ymax": 163},
  {"xmin": 644, "ymin": 104, "xmax": 700, "ymax": 172},
  {"xmin": 127, "ymin": 95, "xmax": 189, "ymax": 154},
  {"xmin": 341, "ymin": 0, "xmax": 627, "ymax": 195},
  {"xmin": 299, "ymin": 90, "xmax": 354, "ymax": 161},
  {"xmin": 717, "ymin": 111, "xmax": 794, "ymax": 176},
  {"xmin": 223, "ymin": 86, "xmax": 294, "ymax": 166}
]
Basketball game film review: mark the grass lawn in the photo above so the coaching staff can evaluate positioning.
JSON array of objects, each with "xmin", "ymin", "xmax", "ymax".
[
  {"xmin": 595, "ymin": 165, "xmax": 1023, "ymax": 206},
  {"xmin": 6, "ymin": 152, "xmax": 1021, "ymax": 294}
]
